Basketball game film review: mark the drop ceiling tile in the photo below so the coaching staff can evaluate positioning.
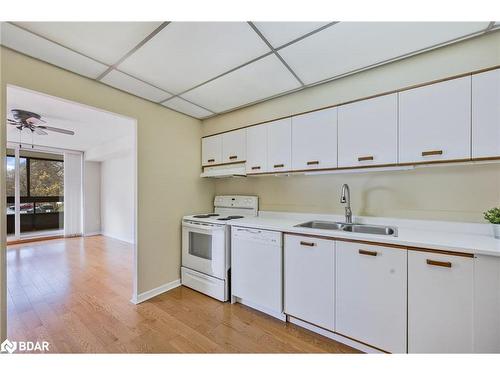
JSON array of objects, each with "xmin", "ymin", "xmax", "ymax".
[
  {"xmin": 14, "ymin": 22, "xmax": 162, "ymax": 65},
  {"xmin": 1, "ymin": 22, "xmax": 108, "ymax": 79},
  {"xmin": 279, "ymin": 22, "xmax": 490, "ymax": 85},
  {"xmin": 253, "ymin": 22, "xmax": 330, "ymax": 48},
  {"xmin": 162, "ymin": 97, "xmax": 213, "ymax": 118},
  {"xmin": 101, "ymin": 70, "xmax": 171, "ymax": 102},
  {"xmin": 118, "ymin": 22, "xmax": 271, "ymax": 93},
  {"xmin": 182, "ymin": 54, "xmax": 301, "ymax": 113}
]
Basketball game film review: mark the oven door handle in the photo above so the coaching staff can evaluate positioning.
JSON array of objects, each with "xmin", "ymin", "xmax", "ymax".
[{"xmin": 182, "ymin": 221, "xmax": 224, "ymax": 232}]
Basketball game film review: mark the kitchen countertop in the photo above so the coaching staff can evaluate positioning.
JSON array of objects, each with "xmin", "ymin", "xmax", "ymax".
[{"xmin": 227, "ymin": 212, "xmax": 500, "ymax": 257}]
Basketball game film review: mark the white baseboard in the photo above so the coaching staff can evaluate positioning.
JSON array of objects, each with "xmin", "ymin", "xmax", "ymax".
[
  {"xmin": 84, "ymin": 231, "xmax": 102, "ymax": 237},
  {"xmin": 101, "ymin": 232, "xmax": 134, "ymax": 244},
  {"xmin": 287, "ymin": 316, "xmax": 385, "ymax": 354},
  {"xmin": 130, "ymin": 279, "xmax": 181, "ymax": 304}
]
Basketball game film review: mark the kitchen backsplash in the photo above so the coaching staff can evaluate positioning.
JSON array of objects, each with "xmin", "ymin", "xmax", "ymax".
[{"xmin": 215, "ymin": 163, "xmax": 500, "ymax": 223}]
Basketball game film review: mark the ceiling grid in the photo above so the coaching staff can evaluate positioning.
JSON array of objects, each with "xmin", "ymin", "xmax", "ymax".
[{"xmin": 1, "ymin": 21, "xmax": 497, "ymax": 119}]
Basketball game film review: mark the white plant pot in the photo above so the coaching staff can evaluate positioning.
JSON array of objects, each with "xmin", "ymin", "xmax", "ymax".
[{"xmin": 494, "ymin": 224, "xmax": 500, "ymax": 239}]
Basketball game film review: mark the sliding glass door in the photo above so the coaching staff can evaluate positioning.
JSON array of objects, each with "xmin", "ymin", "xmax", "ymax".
[{"xmin": 6, "ymin": 146, "xmax": 64, "ymax": 239}]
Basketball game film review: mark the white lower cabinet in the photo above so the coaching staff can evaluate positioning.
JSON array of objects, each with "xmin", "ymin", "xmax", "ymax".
[
  {"xmin": 408, "ymin": 250, "xmax": 474, "ymax": 353},
  {"xmin": 336, "ymin": 241, "xmax": 407, "ymax": 353},
  {"xmin": 284, "ymin": 234, "xmax": 335, "ymax": 331}
]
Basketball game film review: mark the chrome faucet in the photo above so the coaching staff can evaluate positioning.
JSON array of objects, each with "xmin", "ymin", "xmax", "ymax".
[{"xmin": 340, "ymin": 184, "xmax": 352, "ymax": 223}]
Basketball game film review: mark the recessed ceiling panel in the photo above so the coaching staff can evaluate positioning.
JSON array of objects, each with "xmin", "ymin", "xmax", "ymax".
[
  {"xmin": 279, "ymin": 22, "xmax": 490, "ymax": 84},
  {"xmin": 162, "ymin": 97, "xmax": 213, "ymax": 118},
  {"xmin": 14, "ymin": 22, "xmax": 162, "ymax": 65},
  {"xmin": 118, "ymin": 22, "xmax": 271, "ymax": 93},
  {"xmin": 102, "ymin": 70, "xmax": 172, "ymax": 102},
  {"xmin": 253, "ymin": 22, "xmax": 330, "ymax": 47},
  {"xmin": 182, "ymin": 54, "xmax": 301, "ymax": 113},
  {"xmin": 1, "ymin": 22, "xmax": 108, "ymax": 79}
]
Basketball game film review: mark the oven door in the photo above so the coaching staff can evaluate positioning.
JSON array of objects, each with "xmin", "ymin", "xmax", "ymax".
[{"xmin": 182, "ymin": 220, "xmax": 226, "ymax": 279}]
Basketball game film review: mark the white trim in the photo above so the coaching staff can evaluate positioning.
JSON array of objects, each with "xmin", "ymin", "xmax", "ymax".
[
  {"xmin": 131, "ymin": 279, "xmax": 181, "ymax": 304},
  {"xmin": 83, "ymin": 231, "xmax": 102, "ymax": 237},
  {"xmin": 287, "ymin": 316, "xmax": 385, "ymax": 354},
  {"xmin": 14, "ymin": 146, "xmax": 20, "ymax": 239},
  {"xmin": 132, "ymin": 118, "xmax": 139, "ymax": 305},
  {"xmin": 101, "ymin": 232, "xmax": 134, "ymax": 244},
  {"xmin": 7, "ymin": 141, "xmax": 84, "ymax": 155}
]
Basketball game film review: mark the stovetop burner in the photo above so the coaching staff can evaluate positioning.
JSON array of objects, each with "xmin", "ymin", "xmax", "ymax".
[
  {"xmin": 193, "ymin": 214, "xmax": 220, "ymax": 218},
  {"xmin": 217, "ymin": 215, "xmax": 244, "ymax": 221}
]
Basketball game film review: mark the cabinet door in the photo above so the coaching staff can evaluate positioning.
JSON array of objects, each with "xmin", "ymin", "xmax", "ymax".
[
  {"xmin": 338, "ymin": 94, "xmax": 398, "ymax": 168},
  {"xmin": 336, "ymin": 241, "xmax": 407, "ymax": 353},
  {"xmin": 246, "ymin": 124, "xmax": 268, "ymax": 174},
  {"xmin": 408, "ymin": 250, "xmax": 473, "ymax": 353},
  {"xmin": 268, "ymin": 118, "xmax": 292, "ymax": 172},
  {"xmin": 399, "ymin": 76, "xmax": 471, "ymax": 163},
  {"xmin": 201, "ymin": 135, "xmax": 222, "ymax": 166},
  {"xmin": 284, "ymin": 234, "xmax": 335, "ymax": 331},
  {"xmin": 472, "ymin": 68, "xmax": 500, "ymax": 159},
  {"xmin": 292, "ymin": 107, "xmax": 337, "ymax": 170},
  {"xmin": 222, "ymin": 129, "xmax": 246, "ymax": 163}
]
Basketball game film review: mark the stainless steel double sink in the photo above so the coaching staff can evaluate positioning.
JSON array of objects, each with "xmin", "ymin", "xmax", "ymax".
[{"xmin": 294, "ymin": 220, "xmax": 398, "ymax": 236}]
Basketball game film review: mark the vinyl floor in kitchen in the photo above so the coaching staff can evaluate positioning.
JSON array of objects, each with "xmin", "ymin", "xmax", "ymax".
[{"xmin": 6, "ymin": 235, "xmax": 359, "ymax": 353}]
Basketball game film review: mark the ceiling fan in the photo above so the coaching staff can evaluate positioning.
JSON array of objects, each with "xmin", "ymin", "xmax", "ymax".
[{"xmin": 7, "ymin": 109, "xmax": 75, "ymax": 136}]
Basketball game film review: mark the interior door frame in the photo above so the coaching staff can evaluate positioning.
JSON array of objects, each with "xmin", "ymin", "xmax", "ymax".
[{"xmin": 2, "ymin": 85, "xmax": 139, "ymax": 342}]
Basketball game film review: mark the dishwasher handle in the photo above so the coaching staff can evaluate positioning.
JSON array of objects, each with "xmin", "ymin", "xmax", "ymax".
[
  {"xmin": 232, "ymin": 227, "xmax": 282, "ymax": 246},
  {"xmin": 234, "ymin": 227, "xmax": 262, "ymax": 234}
]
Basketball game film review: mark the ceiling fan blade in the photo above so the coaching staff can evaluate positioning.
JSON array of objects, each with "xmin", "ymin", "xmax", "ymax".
[
  {"xmin": 26, "ymin": 116, "xmax": 46, "ymax": 125},
  {"xmin": 34, "ymin": 128, "xmax": 48, "ymax": 135},
  {"xmin": 38, "ymin": 125, "xmax": 74, "ymax": 135},
  {"xmin": 7, "ymin": 119, "xmax": 21, "ymax": 126}
]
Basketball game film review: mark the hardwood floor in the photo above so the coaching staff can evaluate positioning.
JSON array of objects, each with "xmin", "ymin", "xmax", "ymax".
[{"xmin": 6, "ymin": 236, "xmax": 359, "ymax": 353}]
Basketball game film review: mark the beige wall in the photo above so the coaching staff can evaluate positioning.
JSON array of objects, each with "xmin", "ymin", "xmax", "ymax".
[
  {"xmin": 0, "ymin": 47, "xmax": 215, "ymax": 340},
  {"xmin": 204, "ymin": 31, "xmax": 500, "ymax": 223}
]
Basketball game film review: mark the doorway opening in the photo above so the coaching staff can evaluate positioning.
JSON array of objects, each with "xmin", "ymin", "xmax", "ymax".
[{"xmin": 3, "ymin": 84, "xmax": 139, "ymax": 344}]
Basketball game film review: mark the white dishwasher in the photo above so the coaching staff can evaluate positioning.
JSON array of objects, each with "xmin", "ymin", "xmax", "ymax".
[{"xmin": 231, "ymin": 226, "xmax": 285, "ymax": 321}]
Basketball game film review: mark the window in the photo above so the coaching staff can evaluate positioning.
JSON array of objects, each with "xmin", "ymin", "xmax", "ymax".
[
  {"xmin": 6, "ymin": 152, "xmax": 64, "ymax": 234},
  {"xmin": 6, "ymin": 155, "xmax": 27, "ymax": 197},
  {"xmin": 29, "ymin": 159, "xmax": 64, "ymax": 197}
]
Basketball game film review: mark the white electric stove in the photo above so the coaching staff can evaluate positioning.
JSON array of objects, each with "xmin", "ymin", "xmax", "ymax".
[{"xmin": 181, "ymin": 195, "xmax": 258, "ymax": 301}]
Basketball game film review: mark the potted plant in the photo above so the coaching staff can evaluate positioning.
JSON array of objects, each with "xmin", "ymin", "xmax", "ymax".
[{"xmin": 484, "ymin": 207, "xmax": 500, "ymax": 239}]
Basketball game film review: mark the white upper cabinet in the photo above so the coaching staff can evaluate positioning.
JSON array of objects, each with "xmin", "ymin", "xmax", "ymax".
[
  {"xmin": 267, "ymin": 118, "xmax": 292, "ymax": 172},
  {"xmin": 408, "ymin": 250, "xmax": 473, "ymax": 353},
  {"xmin": 399, "ymin": 76, "xmax": 471, "ymax": 163},
  {"xmin": 338, "ymin": 94, "xmax": 398, "ymax": 168},
  {"xmin": 472, "ymin": 68, "xmax": 500, "ymax": 159},
  {"xmin": 222, "ymin": 128, "xmax": 246, "ymax": 163},
  {"xmin": 246, "ymin": 124, "xmax": 268, "ymax": 174},
  {"xmin": 201, "ymin": 134, "xmax": 222, "ymax": 166},
  {"xmin": 292, "ymin": 107, "xmax": 338, "ymax": 170},
  {"xmin": 336, "ymin": 241, "xmax": 407, "ymax": 353}
]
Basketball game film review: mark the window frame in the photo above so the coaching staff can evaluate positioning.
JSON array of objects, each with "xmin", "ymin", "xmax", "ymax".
[{"xmin": 6, "ymin": 153, "xmax": 64, "ymax": 205}]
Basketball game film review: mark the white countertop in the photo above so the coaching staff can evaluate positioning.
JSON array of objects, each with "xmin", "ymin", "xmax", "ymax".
[{"xmin": 227, "ymin": 212, "xmax": 500, "ymax": 257}]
